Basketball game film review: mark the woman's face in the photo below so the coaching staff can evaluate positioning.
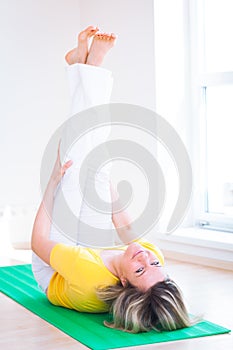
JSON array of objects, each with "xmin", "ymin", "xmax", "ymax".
[{"xmin": 120, "ymin": 242, "xmax": 166, "ymax": 291}]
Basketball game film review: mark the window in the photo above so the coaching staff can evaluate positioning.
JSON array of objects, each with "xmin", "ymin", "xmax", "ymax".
[
  {"xmin": 196, "ymin": 0, "xmax": 233, "ymax": 232},
  {"xmin": 154, "ymin": 0, "xmax": 233, "ymax": 233}
]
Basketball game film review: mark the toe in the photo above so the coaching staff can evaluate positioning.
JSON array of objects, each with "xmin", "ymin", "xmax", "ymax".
[
  {"xmin": 85, "ymin": 25, "xmax": 96, "ymax": 32},
  {"xmin": 79, "ymin": 26, "xmax": 98, "ymax": 40}
]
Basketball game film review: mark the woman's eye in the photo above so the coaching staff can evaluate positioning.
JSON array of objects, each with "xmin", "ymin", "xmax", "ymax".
[
  {"xmin": 135, "ymin": 267, "xmax": 144, "ymax": 273},
  {"xmin": 151, "ymin": 261, "xmax": 160, "ymax": 266}
]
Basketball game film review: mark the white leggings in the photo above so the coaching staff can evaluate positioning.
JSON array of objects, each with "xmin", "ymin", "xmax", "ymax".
[{"xmin": 32, "ymin": 63, "xmax": 115, "ymax": 292}]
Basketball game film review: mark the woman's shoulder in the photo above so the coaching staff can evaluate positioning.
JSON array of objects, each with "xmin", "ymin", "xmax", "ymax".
[{"xmin": 50, "ymin": 243, "xmax": 101, "ymax": 262}]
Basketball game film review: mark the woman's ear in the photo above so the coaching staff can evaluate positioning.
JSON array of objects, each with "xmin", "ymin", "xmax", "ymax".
[{"xmin": 120, "ymin": 276, "xmax": 127, "ymax": 287}]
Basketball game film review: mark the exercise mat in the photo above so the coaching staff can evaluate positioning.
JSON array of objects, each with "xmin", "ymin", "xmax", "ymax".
[{"xmin": 0, "ymin": 264, "xmax": 230, "ymax": 349}]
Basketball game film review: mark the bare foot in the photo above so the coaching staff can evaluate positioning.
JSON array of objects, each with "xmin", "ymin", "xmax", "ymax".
[
  {"xmin": 86, "ymin": 32, "xmax": 117, "ymax": 66},
  {"xmin": 65, "ymin": 26, "xmax": 99, "ymax": 65}
]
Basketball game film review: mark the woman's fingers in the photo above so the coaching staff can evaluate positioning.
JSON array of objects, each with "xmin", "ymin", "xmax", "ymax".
[
  {"xmin": 64, "ymin": 159, "xmax": 73, "ymax": 169},
  {"xmin": 61, "ymin": 159, "xmax": 73, "ymax": 176}
]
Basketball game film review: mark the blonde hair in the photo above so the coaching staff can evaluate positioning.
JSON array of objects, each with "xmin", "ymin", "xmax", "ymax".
[{"xmin": 97, "ymin": 278, "xmax": 199, "ymax": 333}]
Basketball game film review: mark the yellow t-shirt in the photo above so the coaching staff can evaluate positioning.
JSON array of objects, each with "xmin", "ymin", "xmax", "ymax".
[{"xmin": 47, "ymin": 241, "xmax": 164, "ymax": 313}]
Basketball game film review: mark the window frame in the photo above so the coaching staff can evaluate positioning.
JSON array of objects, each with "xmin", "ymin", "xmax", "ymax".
[{"xmin": 190, "ymin": 0, "xmax": 233, "ymax": 233}]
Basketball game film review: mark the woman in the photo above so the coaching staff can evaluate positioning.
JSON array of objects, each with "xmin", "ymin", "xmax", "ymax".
[{"xmin": 31, "ymin": 26, "xmax": 196, "ymax": 333}]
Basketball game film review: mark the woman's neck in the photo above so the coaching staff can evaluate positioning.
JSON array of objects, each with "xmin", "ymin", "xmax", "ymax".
[{"xmin": 100, "ymin": 250, "xmax": 123, "ymax": 278}]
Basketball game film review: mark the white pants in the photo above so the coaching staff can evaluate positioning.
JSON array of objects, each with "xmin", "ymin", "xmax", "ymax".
[{"xmin": 32, "ymin": 63, "xmax": 115, "ymax": 292}]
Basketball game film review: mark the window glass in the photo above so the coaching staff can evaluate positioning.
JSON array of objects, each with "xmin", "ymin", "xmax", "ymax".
[
  {"xmin": 204, "ymin": 0, "xmax": 233, "ymax": 72},
  {"xmin": 205, "ymin": 84, "xmax": 233, "ymax": 216}
]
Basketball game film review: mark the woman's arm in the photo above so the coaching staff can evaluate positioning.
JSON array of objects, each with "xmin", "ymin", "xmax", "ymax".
[
  {"xmin": 110, "ymin": 182, "xmax": 137, "ymax": 244},
  {"xmin": 31, "ymin": 146, "xmax": 72, "ymax": 265}
]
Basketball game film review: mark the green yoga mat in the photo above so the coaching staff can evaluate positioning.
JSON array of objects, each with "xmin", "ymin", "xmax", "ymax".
[{"xmin": 0, "ymin": 264, "xmax": 230, "ymax": 350}]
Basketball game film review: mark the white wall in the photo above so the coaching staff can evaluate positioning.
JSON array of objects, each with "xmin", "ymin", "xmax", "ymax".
[
  {"xmin": 0, "ymin": 0, "xmax": 156, "ymax": 244},
  {"xmin": 0, "ymin": 0, "xmax": 156, "ymax": 208},
  {"xmin": 0, "ymin": 0, "xmax": 81, "ymax": 209},
  {"xmin": 79, "ymin": 0, "xmax": 156, "ymax": 109},
  {"xmin": 153, "ymin": 0, "xmax": 194, "ymax": 231}
]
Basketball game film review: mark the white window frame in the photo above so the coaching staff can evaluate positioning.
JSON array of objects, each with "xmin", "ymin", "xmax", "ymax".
[{"xmin": 189, "ymin": 0, "xmax": 233, "ymax": 233}]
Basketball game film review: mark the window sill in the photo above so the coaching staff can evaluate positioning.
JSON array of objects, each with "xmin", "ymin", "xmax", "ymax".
[{"xmin": 153, "ymin": 227, "xmax": 233, "ymax": 271}]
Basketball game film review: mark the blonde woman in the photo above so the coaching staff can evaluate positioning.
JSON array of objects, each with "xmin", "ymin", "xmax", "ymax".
[{"xmin": 31, "ymin": 26, "xmax": 197, "ymax": 333}]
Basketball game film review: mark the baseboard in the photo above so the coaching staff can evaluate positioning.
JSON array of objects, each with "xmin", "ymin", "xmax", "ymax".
[
  {"xmin": 152, "ymin": 227, "xmax": 233, "ymax": 271},
  {"xmin": 161, "ymin": 249, "xmax": 233, "ymax": 271},
  {"xmin": 11, "ymin": 242, "xmax": 31, "ymax": 250}
]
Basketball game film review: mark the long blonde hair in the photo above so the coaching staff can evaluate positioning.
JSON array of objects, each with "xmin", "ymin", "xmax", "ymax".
[{"xmin": 97, "ymin": 278, "xmax": 199, "ymax": 333}]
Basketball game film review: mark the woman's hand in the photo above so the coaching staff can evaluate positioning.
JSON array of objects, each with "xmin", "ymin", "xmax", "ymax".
[
  {"xmin": 31, "ymin": 142, "xmax": 73, "ymax": 265},
  {"xmin": 49, "ymin": 142, "xmax": 73, "ymax": 188}
]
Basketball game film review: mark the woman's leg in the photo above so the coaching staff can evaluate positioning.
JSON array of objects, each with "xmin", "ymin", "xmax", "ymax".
[
  {"xmin": 57, "ymin": 32, "xmax": 117, "ymax": 246},
  {"xmin": 32, "ymin": 29, "xmax": 117, "ymax": 291}
]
